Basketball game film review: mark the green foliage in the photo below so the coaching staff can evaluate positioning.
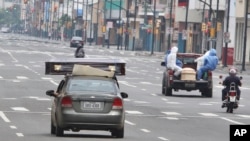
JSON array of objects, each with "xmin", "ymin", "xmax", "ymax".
[
  {"xmin": 59, "ymin": 14, "xmax": 71, "ymax": 27},
  {"xmin": 0, "ymin": 5, "xmax": 21, "ymax": 25}
]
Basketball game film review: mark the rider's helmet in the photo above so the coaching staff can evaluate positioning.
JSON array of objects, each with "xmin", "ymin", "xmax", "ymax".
[{"xmin": 229, "ymin": 67, "xmax": 237, "ymax": 76}]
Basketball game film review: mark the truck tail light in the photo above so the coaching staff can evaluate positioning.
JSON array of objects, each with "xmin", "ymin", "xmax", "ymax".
[
  {"xmin": 208, "ymin": 71, "xmax": 212, "ymax": 81},
  {"xmin": 168, "ymin": 70, "xmax": 174, "ymax": 84},
  {"xmin": 61, "ymin": 96, "xmax": 72, "ymax": 108},
  {"xmin": 112, "ymin": 98, "xmax": 123, "ymax": 109}
]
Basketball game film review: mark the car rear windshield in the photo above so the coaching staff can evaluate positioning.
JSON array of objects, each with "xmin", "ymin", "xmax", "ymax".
[{"xmin": 67, "ymin": 79, "xmax": 116, "ymax": 93}]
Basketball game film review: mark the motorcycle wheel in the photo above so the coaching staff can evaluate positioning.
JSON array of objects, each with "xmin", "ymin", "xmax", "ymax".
[{"xmin": 227, "ymin": 102, "xmax": 234, "ymax": 113}]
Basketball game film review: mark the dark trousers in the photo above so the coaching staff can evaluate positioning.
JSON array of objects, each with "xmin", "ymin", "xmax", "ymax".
[{"xmin": 222, "ymin": 88, "xmax": 241, "ymax": 101}]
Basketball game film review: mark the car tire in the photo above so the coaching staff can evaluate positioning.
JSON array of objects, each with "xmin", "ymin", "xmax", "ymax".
[
  {"xmin": 55, "ymin": 126, "xmax": 64, "ymax": 137},
  {"xmin": 51, "ymin": 121, "xmax": 56, "ymax": 134},
  {"xmin": 111, "ymin": 127, "xmax": 124, "ymax": 138}
]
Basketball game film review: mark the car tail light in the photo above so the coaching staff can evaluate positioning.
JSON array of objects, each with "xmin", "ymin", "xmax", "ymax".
[
  {"xmin": 112, "ymin": 98, "xmax": 123, "ymax": 109},
  {"xmin": 229, "ymin": 92, "xmax": 236, "ymax": 96},
  {"xmin": 61, "ymin": 96, "xmax": 72, "ymax": 107}
]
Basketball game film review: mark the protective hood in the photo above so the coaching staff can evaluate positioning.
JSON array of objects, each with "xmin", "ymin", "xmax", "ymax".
[
  {"xmin": 171, "ymin": 46, "xmax": 178, "ymax": 54},
  {"xmin": 209, "ymin": 48, "xmax": 217, "ymax": 56}
]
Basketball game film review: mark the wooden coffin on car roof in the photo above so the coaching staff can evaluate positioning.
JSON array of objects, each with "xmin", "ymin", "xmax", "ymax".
[{"xmin": 45, "ymin": 58, "xmax": 126, "ymax": 75}]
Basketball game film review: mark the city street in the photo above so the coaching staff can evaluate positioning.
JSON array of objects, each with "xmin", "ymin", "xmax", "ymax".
[{"xmin": 0, "ymin": 33, "xmax": 250, "ymax": 141}]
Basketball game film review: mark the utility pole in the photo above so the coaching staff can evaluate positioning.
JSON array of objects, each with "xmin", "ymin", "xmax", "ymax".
[
  {"xmin": 132, "ymin": 0, "xmax": 137, "ymax": 51},
  {"xmin": 96, "ymin": 0, "xmax": 99, "ymax": 45},
  {"xmin": 214, "ymin": 0, "xmax": 219, "ymax": 49},
  {"xmin": 242, "ymin": 0, "xmax": 249, "ymax": 71},
  {"xmin": 151, "ymin": 0, "xmax": 156, "ymax": 55},
  {"xmin": 223, "ymin": 0, "xmax": 230, "ymax": 67},
  {"xmin": 183, "ymin": 0, "xmax": 189, "ymax": 53},
  {"xmin": 125, "ymin": 0, "xmax": 129, "ymax": 50},
  {"xmin": 85, "ymin": 0, "xmax": 88, "ymax": 43},
  {"xmin": 89, "ymin": 0, "xmax": 93, "ymax": 45},
  {"xmin": 108, "ymin": 0, "xmax": 112, "ymax": 49},
  {"xmin": 167, "ymin": 0, "xmax": 173, "ymax": 50},
  {"xmin": 117, "ymin": 0, "xmax": 122, "ymax": 50}
]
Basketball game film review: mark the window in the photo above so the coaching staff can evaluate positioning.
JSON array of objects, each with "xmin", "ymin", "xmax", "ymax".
[{"xmin": 67, "ymin": 79, "xmax": 116, "ymax": 93}]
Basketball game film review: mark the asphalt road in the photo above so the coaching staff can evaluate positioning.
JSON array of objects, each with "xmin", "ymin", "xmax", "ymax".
[{"xmin": 0, "ymin": 33, "xmax": 250, "ymax": 141}]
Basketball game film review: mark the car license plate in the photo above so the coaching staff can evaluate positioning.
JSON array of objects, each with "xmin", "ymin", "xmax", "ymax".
[
  {"xmin": 185, "ymin": 83, "xmax": 195, "ymax": 88},
  {"xmin": 81, "ymin": 102, "xmax": 103, "ymax": 110}
]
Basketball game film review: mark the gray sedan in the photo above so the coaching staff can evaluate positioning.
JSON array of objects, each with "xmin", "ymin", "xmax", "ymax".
[{"xmin": 46, "ymin": 75, "xmax": 128, "ymax": 138}]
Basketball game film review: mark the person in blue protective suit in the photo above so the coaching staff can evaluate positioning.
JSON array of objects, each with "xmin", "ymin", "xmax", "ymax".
[
  {"xmin": 164, "ymin": 49, "xmax": 183, "ymax": 68},
  {"xmin": 167, "ymin": 46, "xmax": 183, "ymax": 77},
  {"xmin": 197, "ymin": 48, "xmax": 218, "ymax": 80}
]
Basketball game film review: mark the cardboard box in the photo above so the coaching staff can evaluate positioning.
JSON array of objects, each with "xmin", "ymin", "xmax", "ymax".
[{"xmin": 181, "ymin": 68, "xmax": 196, "ymax": 80}]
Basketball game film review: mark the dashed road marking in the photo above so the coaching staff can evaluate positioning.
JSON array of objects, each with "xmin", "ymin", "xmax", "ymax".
[
  {"xmin": 126, "ymin": 110, "xmax": 143, "ymax": 114},
  {"xmin": 16, "ymin": 133, "xmax": 24, "ymax": 137},
  {"xmin": 16, "ymin": 76, "xmax": 28, "ymax": 79},
  {"xmin": 220, "ymin": 117, "xmax": 244, "ymax": 125},
  {"xmin": 162, "ymin": 112, "xmax": 181, "ymax": 116},
  {"xmin": 0, "ymin": 111, "xmax": 10, "ymax": 122},
  {"xmin": 125, "ymin": 120, "xmax": 136, "ymax": 125},
  {"xmin": 11, "ymin": 107, "xmax": 29, "ymax": 112},
  {"xmin": 158, "ymin": 137, "xmax": 169, "ymax": 141},
  {"xmin": 10, "ymin": 126, "xmax": 17, "ymax": 129},
  {"xmin": 199, "ymin": 113, "xmax": 218, "ymax": 117},
  {"xmin": 141, "ymin": 129, "xmax": 151, "ymax": 133}
]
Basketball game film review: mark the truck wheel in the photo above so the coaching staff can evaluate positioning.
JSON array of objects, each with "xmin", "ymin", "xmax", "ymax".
[
  {"xmin": 164, "ymin": 79, "xmax": 172, "ymax": 96},
  {"xmin": 162, "ymin": 76, "xmax": 166, "ymax": 95},
  {"xmin": 202, "ymin": 88, "xmax": 213, "ymax": 97}
]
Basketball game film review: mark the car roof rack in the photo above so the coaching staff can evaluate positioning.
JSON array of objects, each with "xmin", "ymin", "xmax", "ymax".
[{"xmin": 45, "ymin": 58, "xmax": 126, "ymax": 76}]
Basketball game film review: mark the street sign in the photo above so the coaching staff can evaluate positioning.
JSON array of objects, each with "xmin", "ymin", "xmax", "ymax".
[
  {"xmin": 182, "ymin": 30, "xmax": 187, "ymax": 40},
  {"xmin": 224, "ymin": 32, "xmax": 231, "ymax": 43},
  {"xmin": 166, "ymin": 27, "xmax": 173, "ymax": 35}
]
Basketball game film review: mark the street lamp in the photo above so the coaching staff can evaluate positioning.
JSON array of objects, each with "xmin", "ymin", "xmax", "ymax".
[{"xmin": 151, "ymin": 0, "xmax": 156, "ymax": 55}]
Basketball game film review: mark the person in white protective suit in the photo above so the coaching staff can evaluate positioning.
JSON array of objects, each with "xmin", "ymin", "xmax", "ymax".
[
  {"xmin": 167, "ymin": 46, "xmax": 182, "ymax": 77},
  {"xmin": 194, "ymin": 50, "xmax": 210, "ymax": 71}
]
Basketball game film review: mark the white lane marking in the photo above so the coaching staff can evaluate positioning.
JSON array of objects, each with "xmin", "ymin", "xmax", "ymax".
[
  {"xmin": 166, "ymin": 117, "xmax": 179, "ymax": 120},
  {"xmin": 16, "ymin": 76, "xmax": 28, "ymax": 79},
  {"xmin": 10, "ymin": 126, "xmax": 17, "ymax": 129},
  {"xmin": 0, "ymin": 64, "xmax": 5, "ymax": 66},
  {"xmin": 36, "ymin": 98, "xmax": 51, "ymax": 101},
  {"xmin": 140, "ymin": 82, "xmax": 152, "ymax": 84},
  {"xmin": 141, "ymin": 129, "xmax": 151, "ymax": 133},
  {"xmin": 15, "ymin": 64, "xmax": 23, "ymax": 67},
  {"xmin": 8, "ymin": 52, "xmax": 18, "ymax": 62},
  {"xmin": 151, "ymin": 93, "xmax": 157, "ymax": 96},
  {"xmin": 162, "ymin": 112, "xmax": 181, "ymax": 116},
  {"xmin": 161, "ymin": 98, "xmax": 168, "ymax": 101},
  {"xmin": 11, "ymin": 107, "xmax": 29, "ymax": 112},
  {"xmin": 0, "ymin": 111, "xmax": 10, "ymax": 122},
  {"xmin": 199, "ymin": 113, "xmax": 218, "ymax": 117},
  {"xmin": 216, "ymin": 85, "xmax": 250, "ymax": 90},
  {"xmin": 50, "ymin": 80, "xmax": 58, "ymax": 86},
  {"xmin": 41, "ymin": 77, "xmax": 52, "ymax": 80},
  {"xmin": 119, "ymin": 81, "xmax": 137, "ymax": 88},
  {"xmin": 134, "ymin": 101, "xmax": 150, "ymax": 104},
  {"xmin": 237, "ymin": 115, "xmax": 250, "ymax": 118},
  {"xmin": 16, "ymin": 133, "xmax": 24, "ymax": 137},
  {"xmin": 166, "ymin": 102, "xmax": 182, "ymax": 104},
  {"xmin": 13, "ymin": 80, "xmax": 21, "ymax": 82},
  {"xmin": 158, "ymin": 137, "xmax": 169, "ymax": 141},
  {"xmin": 48, "ymin": 108, "xmax": 51, "ymax": 111},
  {"xmin": 141, "ymin": 89, "xmax": 146, "ymax": 91},
  {"xmin": 0, "ymin": 76, "xmax": 3, "ymax": 79},
  {"xmin": 220, "ymin": 117, "xmax": 244, "ymax": 125},
  {"xmin": 125, "ymin": 111, "xmax": 143, "ymax": 114}
]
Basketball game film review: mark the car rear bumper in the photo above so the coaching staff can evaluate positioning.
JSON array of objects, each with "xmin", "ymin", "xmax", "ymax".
[{"xmin": 57, "ymin": 109, "xmax": 125, "ymax": 130}]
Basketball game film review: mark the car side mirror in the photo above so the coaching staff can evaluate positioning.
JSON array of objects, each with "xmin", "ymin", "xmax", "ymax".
[
  {"xmin": 46, "ymin": 90, "xmax": 55, "ymax": 97},
  {"xmin": 120, "ymin": 92, "xmax": 128, "ymax": 98},
  {"xmin": 161, "ymin": 62, "xmax": 166, "ymax": 66}
]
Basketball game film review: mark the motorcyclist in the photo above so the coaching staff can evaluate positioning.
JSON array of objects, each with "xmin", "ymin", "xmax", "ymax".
[
  {"xmin": 74, "ymin": 43, "xmax": 85, "ymax": 58},
  {"xmin": 221, "ymin": 67, "xmax": 242, "ymax": 108}
]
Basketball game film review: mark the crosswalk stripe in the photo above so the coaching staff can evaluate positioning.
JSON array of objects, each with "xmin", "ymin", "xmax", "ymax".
[
  {"xmin": 11, "ymin": 107, "xmax": 29, "ymax": 112},
  {"xmin": 199, "ymin": 113, "xmax": 218, "ymax": 116}
]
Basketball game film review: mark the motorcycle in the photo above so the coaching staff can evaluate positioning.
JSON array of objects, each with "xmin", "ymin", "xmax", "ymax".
[
  {"xmin": 219, "ymin": 75, "xmax": 242, "ymax": 113},
  {"xmin": 74, "ymin": 43, "xmax": 85, "ymax": 58}
]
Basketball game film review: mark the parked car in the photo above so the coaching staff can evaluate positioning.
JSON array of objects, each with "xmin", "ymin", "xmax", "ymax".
[
  {"xmin": 1, "ymin": 27, "xmax": 11, "ymax": 33},
  {"xmin": 70, "ymin": 36, "xmax": 84, "ymax": 47}
]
